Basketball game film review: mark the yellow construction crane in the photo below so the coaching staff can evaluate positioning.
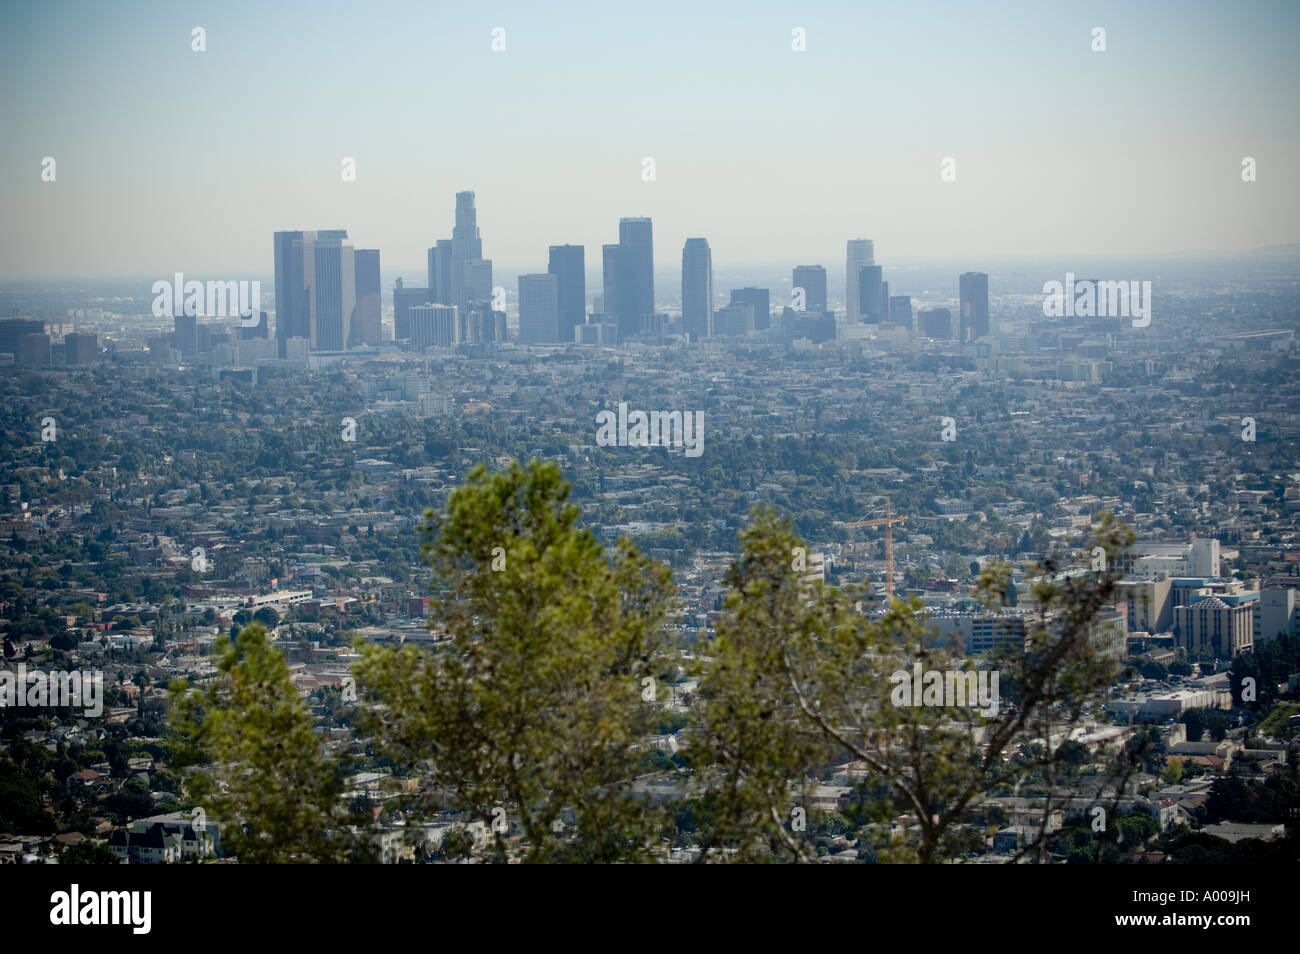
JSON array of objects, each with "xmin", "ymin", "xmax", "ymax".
[{"xmin": 838, "ymin": 501, "xmax": 906, "ymax": 599}]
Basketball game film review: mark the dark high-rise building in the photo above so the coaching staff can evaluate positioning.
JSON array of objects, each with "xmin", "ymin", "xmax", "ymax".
[
  {"xmin": 393, "ymin": 282, "xmax": 432, "ymax": 342},
  {"xmin": 17, "ymin": 333, "xmax": 51, "ymax": 366},
  {"xmin": 792, "ymin": 265, "xmax": 828, "ymax": 314},
  {"xmin": 462, "ymin": 259, "xmax": 493, "ymax": 308},
  {"xmin": 889, "ymin": 295, "xmax": 913, "ymax": 329},
  {"xmin": 0, "ymin": 319, "xmax": 45, "ymax": 357},
  {"xmin": 548, "ymin": 244, "xmax": 585, "ymax": 345},
  {"xmin": 681, "ymin": 238, "xmax": 713, "ymax": 341},
  {"xmin": 65, "ymin": 332, "xmax": 98, "ymax": 364},
  {"xmin": 275, "ymin": 229, "xmax": 349, "ymax": 356},
  {"xmin": 601, "ymin": 244, "xmax": 620, "ymax": 334},
  {"xmin": 880, "ymin": 280, "xmax": 889, "ymax": 320},
  {"xmin": 616, "ymin": 217, "xmax": 654, "ymax": 342},
  {"xmin": 427, "ymin": 241, "xmax": 453, "ymax": 305},
  {"xmin": 788, "ymin": 312, "xmax": 836, "ymax": 344},
  {"xmin": 730, "ymin": 287, "xmax": 771, "ymax": 331},
  {"xmin": 960, "ymin": 272, "xmax": 990, "ymax": 342},
  {"xmin": 518, "ymin": 273, "xmax": 560, "ymax": 344},
  {"xmin": 857, "ymin": 265, "xmax": 884, "ymax": 323},
  {"xmin": 353, "ymin": 249, "xmax": 381, "ymax": 347},
  {"xmin": 237, "ymin": 312, "xmax": 269, "ymax": 340},
  {"xmin": 273, "ymin": 230, "xmax": 306, "ymax": 358},
  {"xmin": 919, "ymin": 308, "xmax": 952, "ymax": 339},
  {"xmin": 174, "ymin": 313, "xmax": 197, "ymax": 358}
]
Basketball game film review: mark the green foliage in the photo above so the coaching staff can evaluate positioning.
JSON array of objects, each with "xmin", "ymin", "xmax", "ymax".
[
  {"xmin": 169, "ymin": 623, "xmax": 373, "ymax": 863},
  {"xmin": 60, "ymin": 841, "xmax": 121, "ymax": 864},
  {"xmin": 688, "ymin": 507, "xmax": 1137, "ymax": 863},
  {"xmin": 356, "ymin": 460, "xmax": 676, "ymax": 863},
  {"xmin": 1139, "ymin": 659, "xmax": 1168, "ymax": 681},
  {"xmin": 1162, "ymin": 757, "xmax": 1184, "ymax": 784}
]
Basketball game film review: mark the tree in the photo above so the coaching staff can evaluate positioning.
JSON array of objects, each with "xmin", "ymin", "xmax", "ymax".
[
  {"xmin": 1205, "ymin": 708, "xmax": 1230, "ymax": 743},
  {"xmin": 1161, "ymin": 757, "xmax": 1184, "ymax": 784},
  {"xmin": 60, "ymin": 841, "xmax": 120, "ymax": 864},
  {"xmin": 356, "ymin": 460, "xmax": 675, "ymax": 863},
  {"xmin": 1184, "ymin": 709, "xmax": 1207, "ymax": 743},
  {"xmin": 169, "ymin": 623, "xmax": 373, "ymax": 863},
  {"xmin": 690, "ymin": 508, "xmax": 1137, "ymax": 863},
  {"xmin": 1140, "ymin": 659, "xmax": 1168, "ymax": 681}
]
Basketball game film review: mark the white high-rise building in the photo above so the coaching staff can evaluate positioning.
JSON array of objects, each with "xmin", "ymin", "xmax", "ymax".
[
  {"xmin": 409, "ymin": 304, "xmax": 457, "ymax": 349},
  {"xmin": 846, "ymin": 239, "xmax": 875, "ymax": 324},
  {"xmin": 309, "ymin": 236, "xmax": 355, "ymax": 352}
]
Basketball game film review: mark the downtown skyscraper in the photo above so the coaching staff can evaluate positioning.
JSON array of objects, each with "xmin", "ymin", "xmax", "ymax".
[
  {"xmin": 603, "ymin": 217, "xmax": 654, "ymax": 342},
  {"xmin": 273, "ymin": 229, "xmax": 353, "ymax": 356},
  {"xmin": 518, "ymin": 273, "xmax": 560, "ymax": 344},
  {"xmin": 846, "ymin": 239, "xmax": 874, "ymax": 324},
  {"xmin": 857, "ymin": 265, "xmax": 884, "ymax": 323},
  {"xmin": 959, "ymin": 272, "xmax": 990, "ymax": 342},
  {"xmin": 450, "ymin": 191, "xmax": 491, "ymax": 314},
  {"xmin": 548, "ymin": 244, "xmax": 585, "ymax": 344},
  {"xmin": 792, "ymin": 265, "xmax": 828, "ymax": 315},
  {"xmin": 681, "ymin": 238, "xmax": 713, "ymax": 341},
  {"xmin": 352, "ymin": 249, "xmax": 381, "ymax": 347}
]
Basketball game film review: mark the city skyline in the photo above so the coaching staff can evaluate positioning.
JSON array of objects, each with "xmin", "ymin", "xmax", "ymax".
[{"xmin": 3, "ymin": 1, "xmax": 1298, "ymax": 278}]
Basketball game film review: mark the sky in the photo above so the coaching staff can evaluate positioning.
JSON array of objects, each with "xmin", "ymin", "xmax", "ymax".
[{"xmin": 1, "ymin": 0, "xmax": 1298, "ymax": 279}]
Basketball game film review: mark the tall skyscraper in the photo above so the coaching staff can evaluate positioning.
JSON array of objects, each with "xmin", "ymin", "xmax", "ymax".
[
  {"xmin": 681, "ymin": 238, "xmax": 713, "ymax": 341},
  {"xmin": 846, "ymin": 239, "xmax": 874, "ymax": 323},
  {"xmin": 960, "ymin": 272, "xmax": 989, "ymax": 342},
  {"xmin": 548, "ymin": 244, "xmax": 585, "ymax": 345},
  {"xmin": 310, "ymin": 235, "xmax": 356, "ymax": 351},
  {"xmin": 601, "ymin": 244, "xmax": 620, "ymax": 327},
  {"xmin": 427, "ymin": 241, "xmax": 453, "ymax": 305},
  {"xmin": 273, "ymin": 230, "xmax": 306, "ymax": 358},
  {"xmin": 174, "ymin": 312, "xmax": 197, "ymax": 358},
  {"xmin": 275, "ymin": 229, "xmax": 348, "ymax": 355},
  {"xmin": 518, "ymin": 273, "xmax": 560, "ymax": 344},
  {"xmin": 616, "ymin": 217, "xmax": 654, "ymax": 341},
  {"xmin": 730, "ymin": 287, "xmax": 770, "ymax": 331},
  {"xmin": 792, "ymin": 265, "xmax": 828, "ymax": 314},
  {"xmin": 451, "ymin": 191, "xmax": 484, "ymax": 312},
  {"xmin": 352, "ymin": 249, "xmax": 381, "ymax": 347},
  {"xmin": 857, "ymin": 265, "xmax": 884, "ymax": 323}
]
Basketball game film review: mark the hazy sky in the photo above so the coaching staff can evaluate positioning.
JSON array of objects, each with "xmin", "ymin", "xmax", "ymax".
[{"xmin": 2, "ymin": 0, "xmax": 1298, "ymax": 279}]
